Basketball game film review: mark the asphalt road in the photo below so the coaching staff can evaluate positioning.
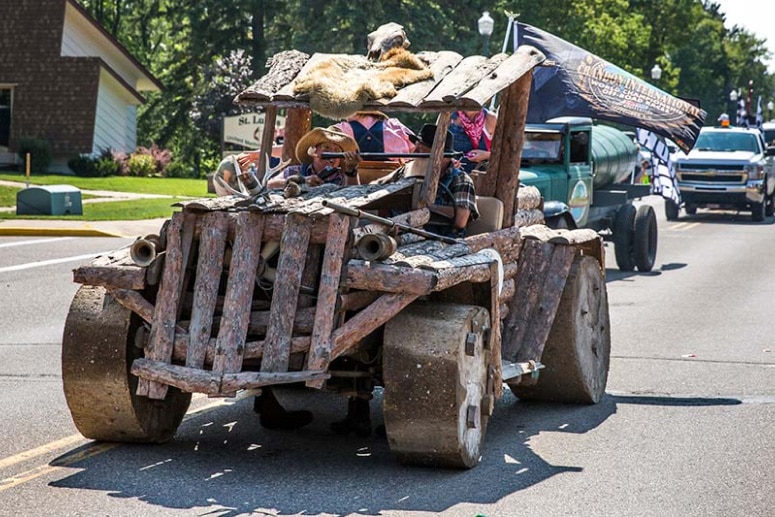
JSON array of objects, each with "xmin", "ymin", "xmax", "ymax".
[{"xmin": 0, "ymin": 198, "xmax": 773, "ymax": 516}]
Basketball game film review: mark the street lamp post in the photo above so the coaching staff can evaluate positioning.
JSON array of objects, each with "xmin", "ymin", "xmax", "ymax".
[
  {"xmin": 650, "ymin": 63, "xmax": 662, "ymax": 84},
  {"xmin": 768, "ymin": 100, "xmax": 774, "ymax": 122},
  {"xmin": 478, "ymin": 11, "xmax": 494, "ymax": 56}
]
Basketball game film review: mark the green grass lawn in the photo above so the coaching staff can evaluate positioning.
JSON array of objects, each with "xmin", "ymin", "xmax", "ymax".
[
  {"xmin": 0, "ymin": 191, "xmax": 185, "ymax": 221},
  {"xmin": 0, "ymin": 172, "xmax": 212, "ymax": 197},
  {"xmin": 0, "ymin": 173, "xmax": 208, "ymax": 220}
]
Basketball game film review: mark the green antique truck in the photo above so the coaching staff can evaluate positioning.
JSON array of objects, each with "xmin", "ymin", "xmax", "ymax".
[{"xmin": 518, "ymin": 117, "xmax": 658, "ymax": 272}]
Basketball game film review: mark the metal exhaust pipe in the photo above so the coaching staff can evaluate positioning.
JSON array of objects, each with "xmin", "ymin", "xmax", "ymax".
[
  {"xmin": 130, "ymin": 237, "xmax": 157, "ymax": 267},
  {"xmin": 356, "ymin": 233, "xmax": 397, "ymax": 261}
]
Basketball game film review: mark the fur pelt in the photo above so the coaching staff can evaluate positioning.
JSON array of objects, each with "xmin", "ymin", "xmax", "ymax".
[{"xmin": 293, "ymin": 47, "xmax": 433, "ymax": 120}]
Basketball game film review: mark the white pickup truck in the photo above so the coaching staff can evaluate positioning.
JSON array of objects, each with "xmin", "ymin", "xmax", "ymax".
[{"xmin": 671, "ymin": 126, "xmax": 775, "ymax": 222}]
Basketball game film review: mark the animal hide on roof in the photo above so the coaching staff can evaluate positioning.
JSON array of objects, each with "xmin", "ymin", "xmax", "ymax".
[{"xmin": 293, "ymin": 47, "xmax": 434, "ymax": 120}]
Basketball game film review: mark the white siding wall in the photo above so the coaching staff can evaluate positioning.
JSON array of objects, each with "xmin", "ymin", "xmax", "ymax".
[
  {"xmin": 92, "ymin": 71, "xmax": 136, "ymax": 155},
  {"xmin": 61, "ymin": 6, "xmax": 144, "ymax": 90}
]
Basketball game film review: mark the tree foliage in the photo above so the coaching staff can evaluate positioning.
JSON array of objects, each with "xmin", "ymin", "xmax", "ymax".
[{"xmin": 76, "ymin": 0, "xmax": 775, "ymax": 174}]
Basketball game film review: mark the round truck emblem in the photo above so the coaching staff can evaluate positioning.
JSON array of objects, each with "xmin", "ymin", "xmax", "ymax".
[{"xmin": 569, "ymin": 180, "xmax": 590, "ymax": 223}]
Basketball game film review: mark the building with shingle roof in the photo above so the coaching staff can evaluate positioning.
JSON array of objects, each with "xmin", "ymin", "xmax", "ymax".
[{"xmin": 0, "ymin": 0, "xmax": 161, "ymax": 170}]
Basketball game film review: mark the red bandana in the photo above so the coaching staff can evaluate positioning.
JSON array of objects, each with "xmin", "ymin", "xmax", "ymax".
[{"xmin": 457, "ymin": 110, "xmax": 487, "ymax": 150}]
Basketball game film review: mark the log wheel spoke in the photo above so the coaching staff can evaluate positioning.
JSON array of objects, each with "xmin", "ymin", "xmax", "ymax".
[
  {"xmin": 62, "ymin": 286, "xmax": 191, "ymax": 443},
  {"xmin": 383, "ymin": 302, "xmax": 491, "ymax": 469}
]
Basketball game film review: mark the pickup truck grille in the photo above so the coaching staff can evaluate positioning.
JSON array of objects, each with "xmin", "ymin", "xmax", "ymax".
[{"xmin": 677, "ymin": 171, "xmax": 746, "ymax": 183}]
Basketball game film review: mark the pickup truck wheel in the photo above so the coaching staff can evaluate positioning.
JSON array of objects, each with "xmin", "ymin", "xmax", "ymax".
[
  {"xmin": 664, "ymin": 199, "xmax": 680, "ymax": 221},
  {"xmin": 510, "ymin": 256, "xmax": 610, "ymax": 404},
  {"xmin": 383, "ymin": 302, "xmax": 492, "ymax": 469},
  {"xmin": 685, "ymin": 203, "xmax": 697, "ymax": 215},
  {"xmin": 62, "ymin": 286, "xmax": 192, "ymax": 443},
  {"xmin": 766, "ymin": 196, "xmax": 775, "ymax": 217},
  {"xmin": 751, "ymin": 200, "xmax": 766, "ymax": 222},
  {"xmin": 633, "ymin": 205, "xmax": 657, "ymax": 272},
  {"xmin": 613, "ymin": 204, "xmax": 636, "ymax": 271}
]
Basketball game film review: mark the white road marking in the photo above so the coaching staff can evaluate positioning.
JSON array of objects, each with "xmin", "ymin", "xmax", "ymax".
[
  {"xmin": 0, "ymin": 237, "xmax": 74, "ymax": 248},
  {"xmin": 0, "ymin": 253, "xmax": 101, "ymax": 273}
]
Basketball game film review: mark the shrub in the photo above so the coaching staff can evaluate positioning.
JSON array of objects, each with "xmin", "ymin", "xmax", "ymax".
[
  {"xmin": 135, "ymin": 143, "xmax": 172, "ymax": 175},
  {"xmin": 164, "ymin": 160, "xmax": 195, "ymax": 178},
  {"xmin": 68, "ymin": 155, "xmax": 100, "ymax": 177},
  {"xmin": 17, "ymin": 138, "xmax": 52, "ymax": 173},
  {"xmin": 127, "ymin": 153, "xmax": 156, "ymax": 177}
]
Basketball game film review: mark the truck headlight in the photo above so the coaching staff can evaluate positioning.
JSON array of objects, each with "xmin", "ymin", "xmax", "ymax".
[{"xmin": 745, "ymin": 164, "xmax": 764, "ymax": 179}]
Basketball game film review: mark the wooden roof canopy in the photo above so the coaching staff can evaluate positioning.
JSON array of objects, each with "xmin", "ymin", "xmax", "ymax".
[
  {"xmin": 234, "ymin": 44, "xmax": 546, "ymax": 227},
  {"xmin": 235, "ymin": 45, "xmax": 546, "ymax": 113}
]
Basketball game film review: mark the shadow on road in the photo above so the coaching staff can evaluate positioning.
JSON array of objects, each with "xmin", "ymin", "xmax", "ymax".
[{"xmin": 48, "ymin": 389, "xmax": 741, "ymax": 516}]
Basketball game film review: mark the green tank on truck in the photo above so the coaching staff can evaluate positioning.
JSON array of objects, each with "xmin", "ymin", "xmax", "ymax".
[{"xmin": 519, "ymin": 117, "xmax": 658, "ymax": 272}]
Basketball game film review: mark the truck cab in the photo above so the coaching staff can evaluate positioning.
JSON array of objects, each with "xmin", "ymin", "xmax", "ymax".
[{"xmin": 519, "ymin": 117, "xmax": 594, "ymax": 227}]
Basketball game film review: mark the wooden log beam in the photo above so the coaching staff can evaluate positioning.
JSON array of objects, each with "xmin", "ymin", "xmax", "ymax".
[
  {"xmin": 517, "ymin": 185, "xmax": 543, "ymax": 211},
  {"xmin": 139, "ymin": 212, "xmax": 187, "ymax": 399},
  {"xmin": 479, "ymin": 68, "xmax": 532, "ymax": 218},
  {"xmin": 501, "ymin": 240, "xmax": 576, "ymax": 362},
  {"xmin": 419, "ymin": 111, "xmax": 452, "ymax": 208},
  {"xmin": 257, "ymin": 106, "xmax": 277, "ymax": 180},
  {"xmin": 131, "ymin": 358, "xmax": 328, "ymax": 396},
  {"xmin": 186, "ymin": 211, "xmax": 229, "ymax": 368},
  {"xmin": 73, "ymin": 247, "xmax": 146, "ymax": 290},
  {"xmin": 262, "ymin": 213, "xmax": 311, "ymax": 372},
  {"xmin": 343, "ymin": 260, "xmax": 436, "ymax": 294},
  {"xmin": 331, "ymin": 293, "xmax": 418, "ymax": 360},
  {"xmin": 513, "ymin": 209, "xmax": 545, "ymax": 228},
  {"xmin": 338, "ymin": 290, "xmax": 381, "ymax": 312},
  {"xmin": 172, "ymin": 335, "xmax": 311, "ymax": 365},
  {"xmin": 211, "ymin": 212, "xmax": 263, "ymax": 381},
  {"xmin": 107, "ymin": 287, "xmax": 155, "ymax": 324},
  {"xmin": 307, "ymin": 213, "xmax": 352, "ymax": 387}
]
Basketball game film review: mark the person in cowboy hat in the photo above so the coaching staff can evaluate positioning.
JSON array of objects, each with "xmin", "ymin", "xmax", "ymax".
[
  {"xmin": 265, "ymin": 126, "xmax": 362, "ymax": 188},
  {"xmin": 334, "ymin": 110, "xmax": 415, "ymax": 156}
]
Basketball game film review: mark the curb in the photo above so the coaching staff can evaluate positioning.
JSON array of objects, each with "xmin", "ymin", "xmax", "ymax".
[{"xmin": 0, "ymin": 227, "xmax": 126, "ymax": 238}]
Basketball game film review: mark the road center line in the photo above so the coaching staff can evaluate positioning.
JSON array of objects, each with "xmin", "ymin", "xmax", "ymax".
[
  {"xmin": 0, "ymin": 393, "xmax": 248, "ymax": 491},
  {"xmin": 0, "ymin": 237, "xmax": 74, "ymax": 248},
  {"xmin": 0, "ymin": 252, "xmax": 101, "ymax": 273}
]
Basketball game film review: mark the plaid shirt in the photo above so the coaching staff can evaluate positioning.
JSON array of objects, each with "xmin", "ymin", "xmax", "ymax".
[{"xmin": 435, "ymin": 164, "xmax": 479, "ymax": 219}]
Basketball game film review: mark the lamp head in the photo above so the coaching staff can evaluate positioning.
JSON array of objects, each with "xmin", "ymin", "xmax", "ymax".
[{"xmin": 478, "ymin": 11, "xmax": 494, "ymax": 37}]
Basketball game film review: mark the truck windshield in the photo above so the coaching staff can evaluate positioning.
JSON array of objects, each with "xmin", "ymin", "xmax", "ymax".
[
  {"xmin": 523, "ymin": 132, "xmax": 563, "ymax": 161},
  {"xmin": 694, "ymin": 132, "xmax": 759, "ymax": 153}
]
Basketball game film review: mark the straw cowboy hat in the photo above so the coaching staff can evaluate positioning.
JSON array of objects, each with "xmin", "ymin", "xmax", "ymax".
[
  {"xmin": 350, "ymin": 110, "xmax": 388, "ymax": 120},
  {"xmin": 296, "ymin": 126, "xmax": 358, "ymax": 164}
]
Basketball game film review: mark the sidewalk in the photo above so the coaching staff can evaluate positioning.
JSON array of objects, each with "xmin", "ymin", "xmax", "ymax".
[{"xmin": 0, "ymin": 180, "xmax": 173, "ymax": 238}]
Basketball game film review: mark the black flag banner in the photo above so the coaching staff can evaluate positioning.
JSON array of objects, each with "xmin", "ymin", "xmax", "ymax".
[{"xmin": 516, "ymin": 22, "xmax": 706, "ymax": 153}]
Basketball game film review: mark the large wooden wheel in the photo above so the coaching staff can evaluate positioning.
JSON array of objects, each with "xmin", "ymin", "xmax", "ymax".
[
  {"xmin": 383, "ymin": 302, "xmax": 492, "ymax": 469},
  {"xmin": 510, "ymin": 256, "xmax": 610, "ymax": 404},
  {"xmin": 62, "ymin": 286, "xmax": 191, "ymax": 442}
]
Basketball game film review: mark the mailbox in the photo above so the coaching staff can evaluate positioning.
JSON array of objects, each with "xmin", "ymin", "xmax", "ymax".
[{"xmin": 16, "ymin": 185, "xmax": 83, "ymax": 216}]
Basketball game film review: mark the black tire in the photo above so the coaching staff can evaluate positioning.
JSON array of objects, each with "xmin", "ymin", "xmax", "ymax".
[
  {"xmin": 664, "ymin": 199, "xmax": 680, "ymax": 221},
  {"xmin": 509, "ymin": 256, "xmax": 611, "ymax": 404},
  {"xmin": 633, "ymin": 205, "xmax": 658, "ymax": 272},
  {"xmin": 766, "ymin": 196, "xmax": 775, "ymax": 217},
  {"xmin": 613, "ymin": 204, "xmax": 636, "ymax": 271},
  {"xmin": 62, "ymin": 286, "xmax": 191, "ymax": 443},
  {"xmin": 685, "ymin": 203, "xmax": 697, "ymax": 215},
  {"xmin": 751, "ymin": 200, "xmax": 766, "ymax": 222}
]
